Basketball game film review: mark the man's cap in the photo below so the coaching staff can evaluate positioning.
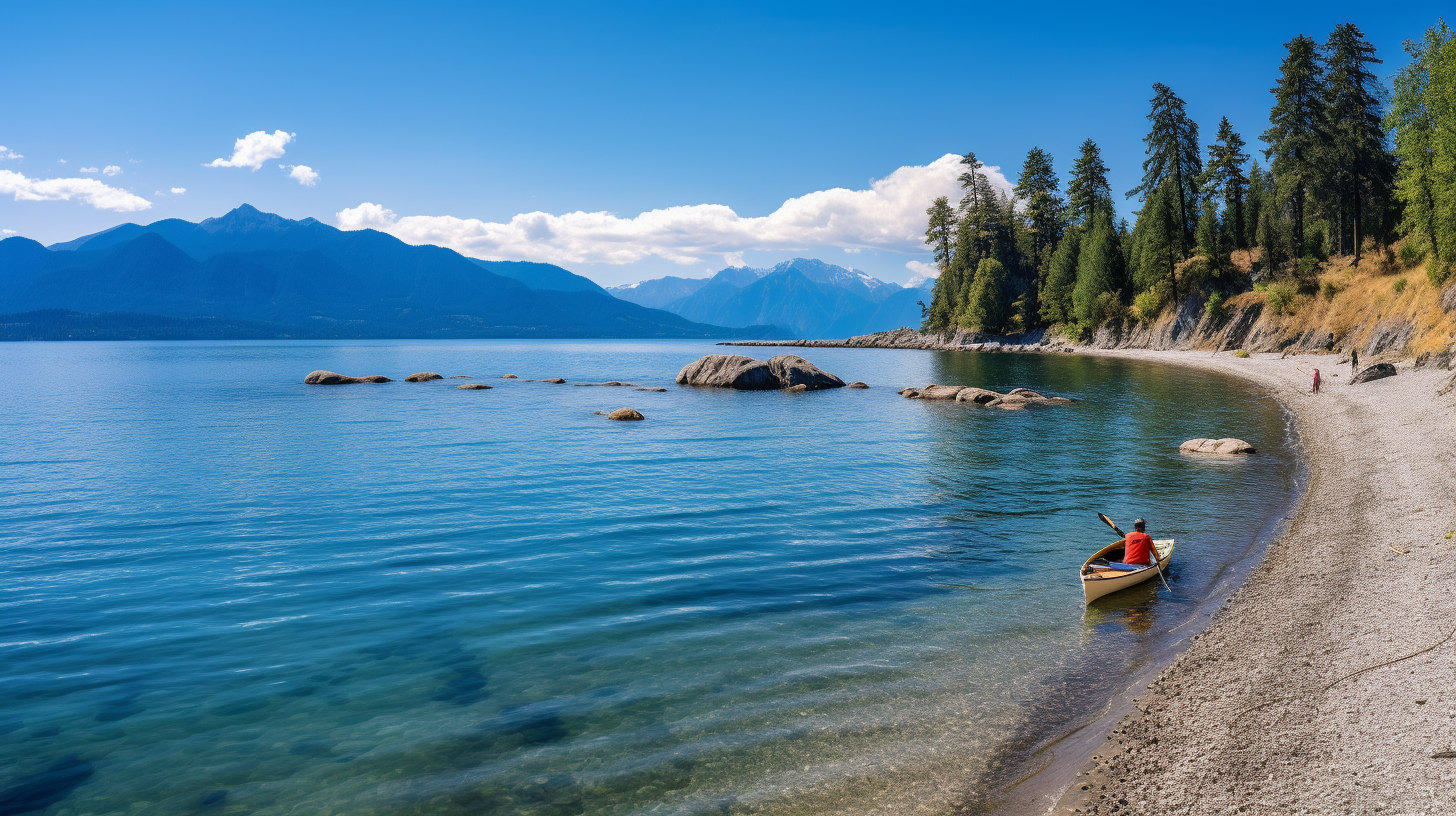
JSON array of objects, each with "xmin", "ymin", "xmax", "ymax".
[{"xmin": 1133, "ymin": 518, "xmax": 1146, "ymax": 527}]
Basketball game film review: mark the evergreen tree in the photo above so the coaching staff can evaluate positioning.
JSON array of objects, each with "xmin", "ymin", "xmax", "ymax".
[
  {"xmin": 1196, "ymin": 198, "xmax": 1226, "ymax": 273},
  {"xmin": 1128, "ymin": 83, "xmax": 1203, "ymax": 255},
  {"xmin": 924, "ymin": 197, "xmax": 956, "ymax": 273},
  {"xmin": 1073, "ymin": 209, "xmax": 1125, "ymax": 327},
  {"xmin": 1323, "ymin": 23, "xmax": 1396, "ymax": 263},
  {"xmin": 1015, "ymin": 147, "xmax": 1066, "ymax": 266},
  {"xmin": 1066, "ymin": 139, "xmax": 1113, "ymax": 226},
  {"xmin": 1041, "ymin": 229, "xmax": 1081, "ymax": 325},
  {"xmin": 1246, "ymin": 161, "xmax": 1267, "ymax": 250},
  {"xmin": 1131, "ymin": 180, "xmax": 1184, "ymax": 303},
  {"xmin": 965, "ymin": 258, "xmax": 1010, "ymax": 333},
  {"xmin": 1257, "ymin": 196, "xmax": 1287, "ymax": 273},
  {"xmin": 1203, "ymin": 117, "xmax": 1251, "ymax": 249},
  {"xmin": 1387, "ymin": 22, "xmax": 1453, "ymax": 261},
  {"xmin": 1263, "ymin": 35, "xmax": 1326, "ymax": 258}
]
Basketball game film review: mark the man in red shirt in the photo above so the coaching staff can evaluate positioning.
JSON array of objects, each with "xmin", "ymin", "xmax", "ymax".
[{"xmin": 1123, "ymin": 518, "xmax": 1157, "ymax": 566}]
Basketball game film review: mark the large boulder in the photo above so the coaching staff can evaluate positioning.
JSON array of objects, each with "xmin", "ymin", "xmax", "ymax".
[
  {"xmin": 304, "ymin": 370, "xmax": 391, "ymax": 384},
  {"xmin": 405, "ymin": 372, "xmax": 443, "ymax": 382},
  {"xmin": 955, "ymin": 387, "xmax": 1002, "ymax": 404},
  {"xmin": 607, "ymin": 408, "xmax": 645, "ymax": 421},
  {"xmin": 848, "ymin": 381, "xmax": 869, "ymax": 389},
  {"xmin": 1350, "ymin": 363, "xmax": 1397, "ymax": 384},
  {"xmin": 915, "ymin": 384, "xmax": 969, "ymax": 400},
  {"xmin": 1180, "ymin": 438, "xmax": 1257, "ymax": 455},
  {"xmin": 676, "ymin": 354, "xmax": 843, "ymax": 390}
]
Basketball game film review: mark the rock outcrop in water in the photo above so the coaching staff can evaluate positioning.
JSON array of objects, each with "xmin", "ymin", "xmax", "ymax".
[
  {"xmin": 405, "ymin": 372, "xmax": 443, "ymax": 382},
  {"xmin": 304, "ymin": 370, "xmax": 391, "ymax": 384},
  {"xmin": 457, "ymin": 383, "xmax": 493, "ymax": 390},
  {"xmin": 606, "ymin": 408, "xmax": 645, "ymax": 421},
  {"xmin": 676, "ymin": 354, "xmax": 845, "ymax": 391},
  {"xmin": 902, "ymin": 383, "xmax": 1073, "ymax": 409},
  {"xmin": 1179, "ymin": 437, "xmax": 1257, "ymax": 455}
]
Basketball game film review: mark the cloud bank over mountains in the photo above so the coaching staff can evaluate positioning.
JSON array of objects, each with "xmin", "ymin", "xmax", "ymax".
[
  {"xmin": 336, "ymin": 154, "xmax": 1012, "ymax": 267},
  {"xmin": 0, "ymin": 169, "xmax": 151, "ymax": 212}
]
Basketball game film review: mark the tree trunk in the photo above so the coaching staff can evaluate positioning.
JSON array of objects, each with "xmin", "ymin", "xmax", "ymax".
[
  {"xmin": 1293, "ymin": 183, "xmax": 1305, "ymax": 261},
  {"xmin": 1353, "ymin": 191, "xmax": 1362, "ymax": 265}
]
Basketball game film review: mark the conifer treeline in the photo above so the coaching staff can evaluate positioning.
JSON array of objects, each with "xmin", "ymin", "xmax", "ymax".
[{"xmin": 922, "ymin": 19, "xmax": 1452, "ymax": 337}]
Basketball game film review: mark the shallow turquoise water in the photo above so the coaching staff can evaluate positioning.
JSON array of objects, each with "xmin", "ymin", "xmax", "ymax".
[{"xmin": 0, "ymin": 340, "xmax": 1296, "ymax": 815}]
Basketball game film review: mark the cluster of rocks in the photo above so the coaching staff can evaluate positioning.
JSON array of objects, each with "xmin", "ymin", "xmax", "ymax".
[
  {"xmin": 676, "ymin": 354, "xmax": 846, "ymax": 391},
  {"xmin": 898, "ymin": 384, "xmax": 1074, "ymax": 410},
  {"xmin": 303, "ymin": 370, "xmax": 392, "ymax": 384},
  {"xmin": 1179, "ymin": 437, "xmax": 1257, "ymax": 455}
]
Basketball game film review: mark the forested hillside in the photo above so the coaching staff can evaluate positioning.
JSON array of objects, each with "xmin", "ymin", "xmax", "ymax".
[{"xmin": 922, "ymin": 19, "xmax": 1456, "ymax": 352}]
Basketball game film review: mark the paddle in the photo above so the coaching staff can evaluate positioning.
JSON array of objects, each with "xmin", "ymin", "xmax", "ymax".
[{"xmin": 1098, "ymin": 512, "xmax": 1172, "ymax": 595}]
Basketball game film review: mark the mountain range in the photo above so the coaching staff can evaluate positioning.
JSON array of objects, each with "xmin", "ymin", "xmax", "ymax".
[
  {"xmin": 0, "ymin": 205, "xmax": 769, "ymax": 340},
  {"xmin": 609, "ymin": 258, "xmax": 930, "ymax": 338}
]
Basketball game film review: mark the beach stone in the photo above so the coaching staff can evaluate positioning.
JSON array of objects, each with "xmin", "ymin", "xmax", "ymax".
[
  {"xmin": 915, "ymin": 384, "xmax": 968, "ymax": 400},
  {"xmin": 848, "ymin": 381, "xmax": 868, "ymax": 389},
  {"xmin": 955, "ymin": 387, "xmax": 1003, "ymax": 404},
  {"xmin": 784, "ymin": 384, "xmax": 808, "ymax": 392},
  {"xmin": 304, "ymin": 370, "xmax": 391, "ymax": 384},
  {"xmin": 606, "ymin": 408, "xmax": 644, "ymax": 421},
  {"xmin": 501, "ymin": 374, "xmax": 518, "ymax": 379},
  {"xmin": 457, "ymin": 383, "xmax": 493, "ymax": 390},
  {"xmin": 405, "ymin": 372, "xmax": 443, "ymax": 382},
  {"xmin": 676, "ymin": 354, "xmax": 843, "ymax": 390},
  {"xmin": 1350, "ymin": 363, "xmax": 1397, "ymax": 384},
  {"xmin": 1180, "ymin": 438, "xmax": 1257, "ymax": 455}
]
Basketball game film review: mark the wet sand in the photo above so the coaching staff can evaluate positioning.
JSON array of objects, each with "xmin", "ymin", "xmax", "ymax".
[{"xmin": 1020, "ymin": 350, "xmax": 1456, "ymax": 815}]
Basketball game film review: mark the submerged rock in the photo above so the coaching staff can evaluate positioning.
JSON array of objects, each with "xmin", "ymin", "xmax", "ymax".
[
  {"xmin": 607, "ymin": 408, "xmax": 645, "ymax": 421},
  {"xmin": 848, "ymin": 381, "xmax": 869, "ymax": 389},
  {"xmin": 501, "ymin": 374, "xmax": 519, "ymax": 379},
  {"xmin": 405, "ymin": 372, "xmax": 443, "ymax": 382},
  {"xmin": 635, "ymin": 387, "xmax": 668, "ymax": 392},
  {"xmin": 1350, "ymin": 363, "xmax": 1397, "ymax": 384},
  {"xmin": 541, "ymin": 378, "xmax": 567, "ymax": 384},
  {"xmin": 304, "ymin": 370, "xmax": 391, "ymax": 384},
  {"xmin": 457, "ymin": 383, "xmax": 493, "ymax": 390},
  {"xmin": 676, "ymin": 354, "xmax": 844, "ymax": 390},
  {"xmin": 1180, "ymin": 438, "xmax": 1257, "ymax": 455},
  {"xmin": 899, "ymin": 388, "xmax": 920, "ymax": 398},
  {"xmin": 450, "ymin": 375, "xmax": 472, "ymax": 379}
]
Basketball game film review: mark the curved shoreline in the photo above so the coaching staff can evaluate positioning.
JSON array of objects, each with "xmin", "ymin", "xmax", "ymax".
[{"xmin": 993, "ymin": 347, "xmax": 1456, "ymax": 814}]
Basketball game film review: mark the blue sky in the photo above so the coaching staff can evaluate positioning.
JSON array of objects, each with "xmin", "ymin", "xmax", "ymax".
[{"xmin": 1, "ymin": 1, "xmax": 1449, "ymax": 286}]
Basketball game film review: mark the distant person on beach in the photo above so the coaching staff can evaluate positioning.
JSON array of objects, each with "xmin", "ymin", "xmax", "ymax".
[
  {"xmin": 1351, "ymin": 349, "xmax": 1359, "ymax": 375},
  {"xmin": 1312, "ymin": 368, "xmax": 1321, "ymax": 394},
  {"xmin": 1123, "ymin": 518, "xmax": 1155, "ymax": 566}
]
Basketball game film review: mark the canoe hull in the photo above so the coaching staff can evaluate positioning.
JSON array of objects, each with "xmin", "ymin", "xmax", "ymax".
[{"xmin": 1080, "ymin": 539, "xmax": 1175, "ymax": 604}]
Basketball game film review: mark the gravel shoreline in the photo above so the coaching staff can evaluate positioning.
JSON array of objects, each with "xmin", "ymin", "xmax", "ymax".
[{"xmin": 1028, "ymin": 348, "xmax": 1456, "ymax": 815}]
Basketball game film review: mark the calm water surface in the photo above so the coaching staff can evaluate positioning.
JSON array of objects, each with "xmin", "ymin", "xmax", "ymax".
[{"xmin": 0, "ymin": 340, "xmax": 1296, "ymax": 815}]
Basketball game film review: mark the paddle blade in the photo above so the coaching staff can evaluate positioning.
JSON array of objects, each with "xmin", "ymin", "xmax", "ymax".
[{"xmin": 1097, "ymin": 512, "xmax": 1126, "ymax": 538}]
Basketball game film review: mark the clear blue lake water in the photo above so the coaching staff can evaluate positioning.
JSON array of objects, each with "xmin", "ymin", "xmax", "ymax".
[{"xmin": 0, "ymin": 340, "xmax": 1298, "ymax": 815}]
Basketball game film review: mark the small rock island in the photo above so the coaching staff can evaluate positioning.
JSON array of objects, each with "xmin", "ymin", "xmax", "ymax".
[{"xmin": 676, "ymin": 354, "xmax": 845, "ymax": 391}]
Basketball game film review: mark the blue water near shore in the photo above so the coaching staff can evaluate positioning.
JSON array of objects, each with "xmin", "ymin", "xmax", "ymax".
[{"xmin": 0, "ymin": 340, "xmax": 1296, "ymax": 815}]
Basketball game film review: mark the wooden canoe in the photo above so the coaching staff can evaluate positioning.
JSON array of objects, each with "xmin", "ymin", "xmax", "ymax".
[{"xmin": 1080, "ymin": 538, "xmax": 1175, "ymax": 604}]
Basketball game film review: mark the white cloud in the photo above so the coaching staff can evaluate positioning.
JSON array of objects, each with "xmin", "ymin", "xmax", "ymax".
[
  {"xmin": 102, "ymin": 165, "xmax": 122, "ymax": 177},
  {"xmin": 0, "ymin": 146, "xmax": 21, "ymax": 160},
  {"xmin": 80, "ymin": 166, "xmax": 99, "ymax": 174},
  {"xmin": 904, "ymin": 260, "xmax": 941, "ymax": 289},
  {"xmin": 2, "ymin": 228, "xmax": 17, "ymax": 236},
  {"xmin": 722, "ymin": 251, "xmax": 745, "ymax": 267},
  {"xmin": 171, "ymin": 187, "xmax": 186, "ymax": 195},
  {"xmin": 56, "ymin": 158, "xmax": 66, "ymax": 164},
  {"xmin": 335, "ymin": 154, "xmax": 1013, "ymax": 266},
  {"xmin": 206, "ymin": 129, "xmax": 294, "ymax": 169},
  {"xmin": 283, "ymin": 164, "xmax": 319, "ymax": 186},
  {"xmin": 0, "ymin": 169, "xmax": 151, "ymax": 212}
]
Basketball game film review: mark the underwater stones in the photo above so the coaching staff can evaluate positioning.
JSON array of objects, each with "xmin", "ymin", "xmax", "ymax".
[
  {"xmin": 541, "ymin": 378, "xmax": 566, "ymax": 384},
  {"xmin": 1179, "ymin": 438, "xmax": 1257, "ymax": 455},
  {"xmin": 606, "ymin": 408, "xmax": 645, "ymax": 421},
  {"xmin": 405, "ymin": 372, "xmax": 444, "ymax": 382},
  {"xmin": 906, "ymin": 383, "xmax": 1074, "ymax": 409},
  {"xmin": 0, "ymin": 755, "xmax": 94, "ymax": 815},
  {"xmin": 457, "ymin": 383, "xmax": 493, "ymax": 390},
  {"xmin": 304, "ymin": 370, "xmax": 391, "ymax": 384},
  {"xmin": 676, "ymin": 354, "xmax": 844, "ymax": 390}
]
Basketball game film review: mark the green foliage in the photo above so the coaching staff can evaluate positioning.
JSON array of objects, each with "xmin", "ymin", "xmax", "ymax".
[
  {"xmin": 1321, "ymin": 23, "xmax": 1397, "ymax": 261},
  {"xmin": 1195, "ymin": 200, "xmax": 1226, "ymax": 274},
  {"xmin": 1067, "ymin": 139, "xmax": 1113, "ymax": 226},
  {"xmin": 1263, "ymin": 34, "xmax": 1325, "ymax": 256},
  {"xmin": 1130, "ymin": 179, "xmax": 1183, "ymax": 300},
  {"xmin": 1204, "ymin": 291, "xmax": 1227, "ymax": 320},
  {"xmin": 1257, "ymin": 199, "xmax": 1287, "ymax": 274},
  {"xmin": 1015, "ymin": 147, "xmax": 1066, "ymax": 266},
  {"xmin": 1389, "ymin": 22, "xmax": 1456, "ymax": 267},
  {"xmin": 1040, "ymin": 228, "xmax": 1080, "ymax": 324},
  {"xmin": 965, "ymin": 258, "xmax": 1010, "ymax": 333},
  {"xmin": 1393, "ymin": 276, "xmax": 1408, "ymax": 294},
  {"xmin": 1322, "ymin": 280, "xmax": 1341, "ymax": 301},
  {"xmin": 1234, "ymin": 349, "xmax": 1251, "ymax": 358},
  {"xmin": 1246, "ymin": 162, "xmax": 1267, "ymax": 249},
  {"xmin": 1203, "ymin": 117, "xmax": 1251, "ymax": 248},
  {"xmin": 1430, "ymin": 263, "xmax": 1454, "ymax": 286},
  {"xmin": 1264, "ymin": 280, "xmax": 1301, "ymax": 315},
  {"xmin": 1133, "ymin": 288, "xmax": 1166, "ymax": 322},
  {"xmin": 1398, "ymin": 241, "xmax": 1427, "ymax": 268},
  {"xmin": 1298, "ymin": 255, "xmax": 1321, "ymax": 278},
  {"xmin": 1073, "ymin": 209, "xmax": 1126, "ymax": 327}
]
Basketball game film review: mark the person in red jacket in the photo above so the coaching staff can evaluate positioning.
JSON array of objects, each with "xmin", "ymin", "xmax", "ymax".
[{"xmin": 1123, "ymin": 518, "xmax": 1157, "ymax": 566}]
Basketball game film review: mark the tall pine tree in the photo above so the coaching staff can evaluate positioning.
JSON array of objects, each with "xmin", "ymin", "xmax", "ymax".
[
  {"xmin": 1203, "ymin": 117, "xmax": 1251, "ymax": 249},
  {"xmin": 1073, "ymin": 209, "xmax": 1126, "ymax": 328},
  {"xmin": 1323, "ymin": 23, "xmax": 1395, "ymax": 263},
  {"xmin": 1128, "ymin": 83, "xmax": 1203, "ymax": 255},
  {"xmin": 1246, "ymin": 161, "xmax": 1268, "ymax": 250},
  {"xmin": 1263, "ymin": 35, "xmax": 1326, "ymax": 258},
  {"xmin": 1387, "ymin": 22, "xmax": 1453, "ymax": 261},
  {"xmin": 1041, "ymin": 230, "xmax": 1081, "ymax": 325},
  {"xmin": 1066, "ymin": 139, "xmax": 1113, "ymax": 226}
]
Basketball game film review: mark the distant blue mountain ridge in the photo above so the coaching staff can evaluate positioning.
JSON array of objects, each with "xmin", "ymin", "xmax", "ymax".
[
  {"xmin": 609, "ymin": 258, "xmax": 931, "ymax": 339},
  {"xmin": 0, "ymin": 205, "xmax": 778, "ymax": 340}
]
